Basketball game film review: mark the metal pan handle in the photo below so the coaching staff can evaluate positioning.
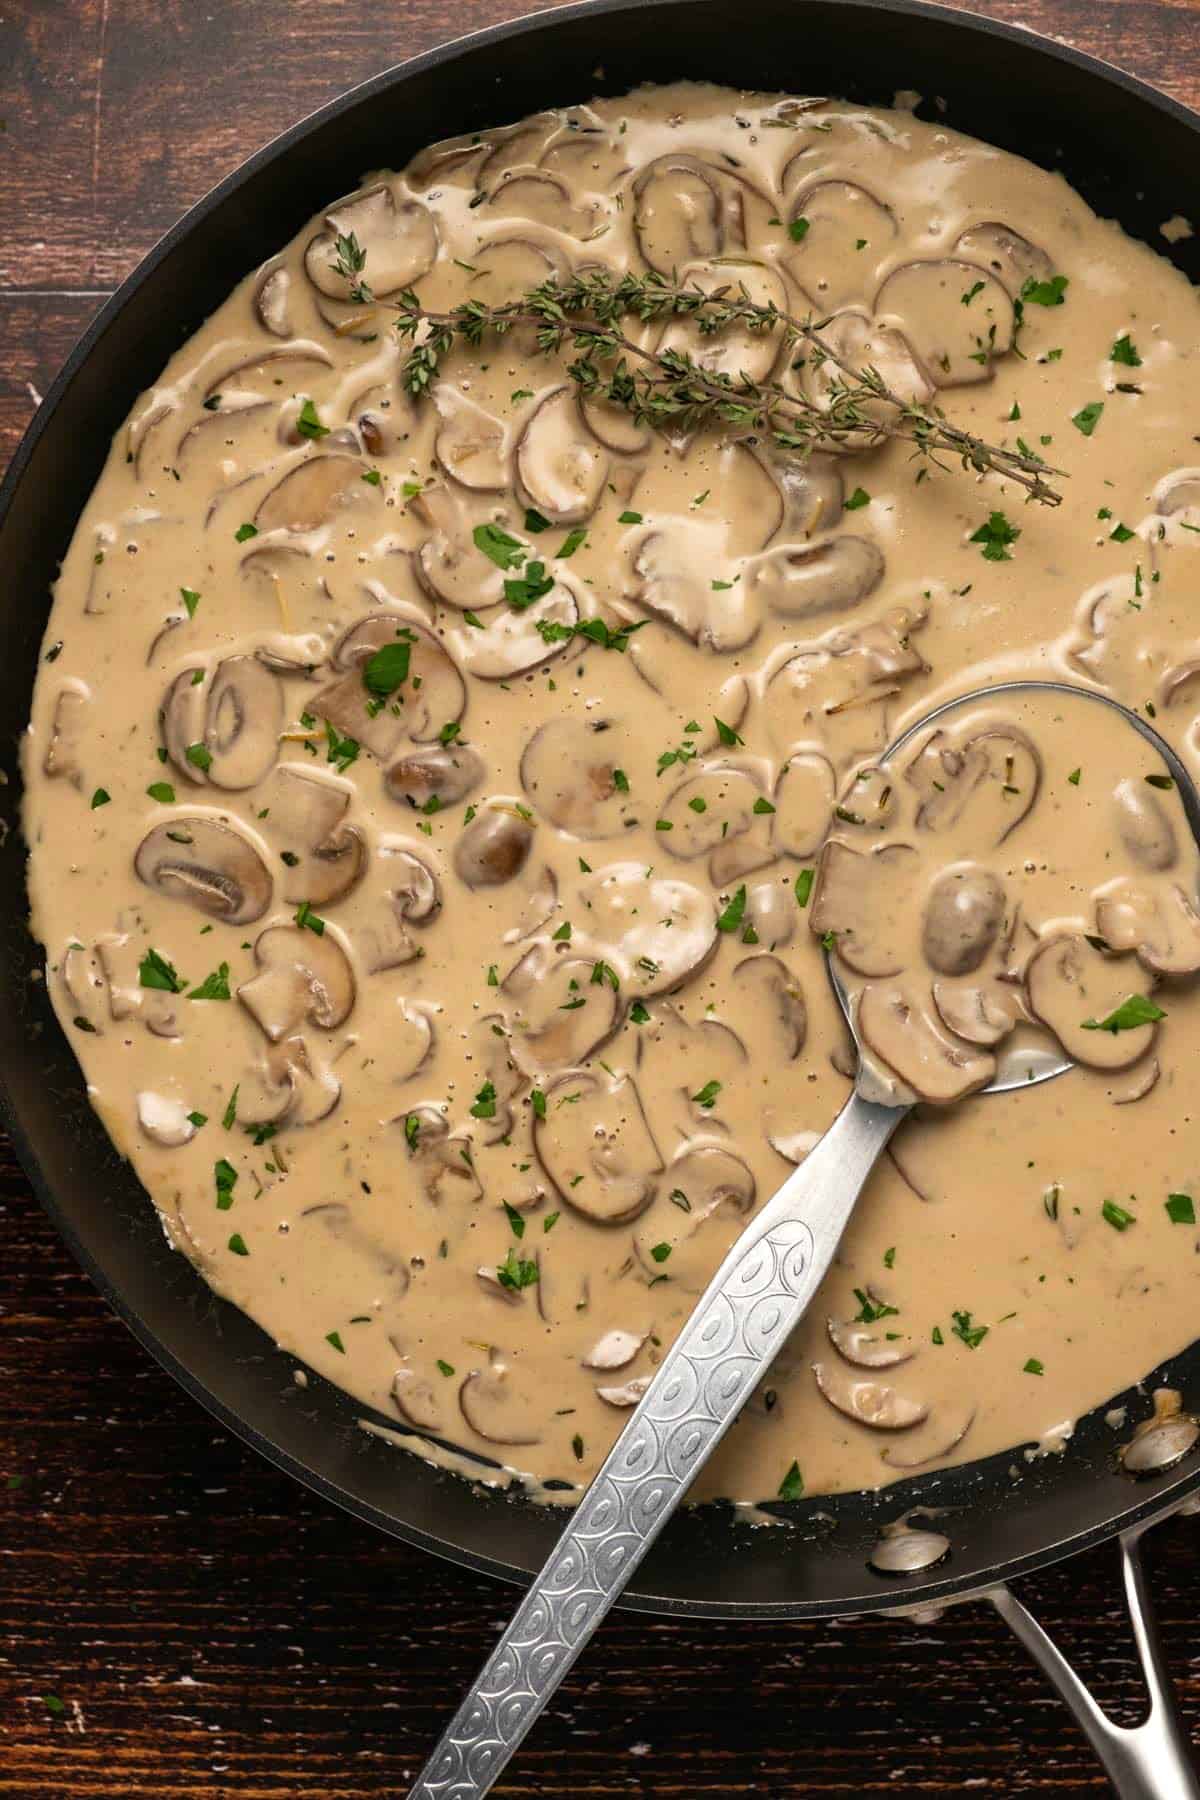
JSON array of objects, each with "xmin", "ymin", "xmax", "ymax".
[{"xmin": 989, "ymin": 1520, "xmax": 1200, "ymax": 1798}]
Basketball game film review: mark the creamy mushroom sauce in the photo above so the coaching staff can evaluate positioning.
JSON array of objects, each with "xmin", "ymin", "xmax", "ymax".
[{"xmin": 23, "ymin": 83, "xmax": 1200, "ymax": 1502}]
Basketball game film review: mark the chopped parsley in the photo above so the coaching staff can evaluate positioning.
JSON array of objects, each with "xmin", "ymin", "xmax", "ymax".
[
  {"xmin": 649, "ymin": 1242, "xmax": 672, "ymax": 1263},
  {"xmin": 777, "ymin": 1461, "xmax": 804, "ymax": 1501},
  {"xmin": 222, "ymin": 1086, "xmax": 239, "ymax": 1131},
  {"xmin": 788, "ymin": 216, "xmax": 810, "ymax": 242},
  {"xmin": 436, "ymin": 1359, "xmax": 456, "ymax": 1377},
  {"xmin": 294, "ymin": 900, "xmax": 326, "ymax": 936},
  {"xmin": 951, "ymin": 1309, "xmax": 989, "ymax": 1349},
  {"xmin": 714, "ymin": 716, "xmax": 743, "ymax": 747},
  {"xmin": 326, "ymin": 1330, "xmax": 346, "ymax": 1354},
  {"xmin": 503, "ymin": 1199, "xmax": 526, "ymax": 1239},
  {"xmin": 469, "ymin": 1081, "xmax": 497, "ymax": 1120},
  {"xmin": 1072, "ymin": 400, "xmax": 1105, "ymax": 437},
  {"xmin": 180, "ymin": 586, "xmax": 201, "ymax": 618},
  {"xmin": 324, "ymin": 720, "xmax": 360, "ymax": 773},
  {"xmin": 139, "ymin": 948, "xmax": 185, "ymax": 993},
  {"xmin": 853, "ymin": 1289, "xmax": 898, "ymax": 1324},
  {"xmin": 1021, "ymin": 273, "xmax": 1069, "ymax": 307},
  {"xmin": 187, "ymin": 962, "xmax": 231, "ymax": 1001},
  {"xmin": 970, "ymin": 510, "xmax": 1020, "ymax": 562},
  {"xmin": 1102, "ymin": 1198, "xmax": 1136, "ymax": 1232},
  {"xmin": 185, "ymin": 741, "xmax": 212, "ymax": 772},
  {"xmin": 692, "ymin": 1080, "xmax": 722, "ymax": 1109},
  {"xmin": 363, "ymin": 639, "xmax": 412, "ymax": 696},
  {"xmin": 496, "ymin": 1247, "xmax": 539, "ymax": 1290},
  {"xmin": 844, "ymin": 486, "xmax": 871, "ymax": 510},
  {"xmin": 473, "ymin": 522, "xmax": 526, "ymax": 569},
  {"xmin": 214, "ymin": 1158, "xmax": 238, "ymax": 1210},
  {"xmin": 556, "ymin": 527, "xmax": 587, "ymax": 558},
  {"xmin": 618, "ymin": 509, "xmax": 643, "ymax": 524},
  {"xmin": 234, "ymin": 522, "xmax": 258, "ymax": 543},
  {"xmin": 716, "ymin": 885, "xmax": 748, "ymax": 933},
  {"xmin": 296, "ymin": 398, "xmax": 329, "ymax": 440},
  {"xmin": 227, "ymin": 1232, "xmax": 249, "ymax": 1257},
  {"xmin": 794, "ymin": 868, "xmax": 814, "ymax": 908},
  {"xmin": 524, "ymin": 507, "xmax": 551, "ymax": 534},
  {"xmin": 1081, "ymin": 994, "xmax": 1165, "ymax": 1034},
  {"xmin": 1024, "ymin": 1358, "xmax": 1045, "ymax": 1376},
  {"xmin": 1110, "ymin": 334, "xmax": 1142, "ymax": 367},
  {"xmin": 146, "ymin": 781, "xmax": 176, "ymax": 803},
  {"xmin": 1166, "ymin": 1193, "xmax": 1196, "ymax": 1225}
]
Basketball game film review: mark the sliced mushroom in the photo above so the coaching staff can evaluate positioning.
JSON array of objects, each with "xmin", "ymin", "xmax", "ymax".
[
  {"xmin": 596, "ymin": 1377, "xmax": 652, "ymax": 1409},
  {"xmin": 453, "ymin": 804, "xmax": 534, "ymax": 888},
  {"xmin": 60, "ymin": 942, "xmax": 108, "ymax": 1034},
  {"xmin": 1025, "ymin": 931, "xmax": 1159, "ymax": 1070},
  {"xmin": 658, "ymin": 258, "xmax": 788, "ymax": 384},
  {"xmin": 257, "ymin": 764, "xmax": 365, "ymax": 906},
  {"xmin": 662, "ymin": 1144, "xmax": 756, "ymax": 1220},
  {"xmin": 201, "ymin": 342, "xmax": 332, "ymax": 402},
  {"xmin": 1122, "ymin": 1391, "xmax": 1200, "ymax": 1475},
  {"xmin": 162, "ymin": 655, "xmax": 284, "ymax": 791},
  {"xmin": 314, "ymin": 613, "xmax": 466, "ymax": 759},
  {"xmin": 795, "ymin": 310, "xmax": 933, "ymax": 449},
  {"xmin": 787, "ymin": 180, "xmax": 898, "ymax": 307},
  {"xmin": 135, "ymin": 817, "xmax": 273, "ymax": 924},
  {"xmin": 135, "ymin": 1091, "xmax": 198, "ymax": 1149},
  {"xmin": 875, "ymin": 260, "xmax": 1015, "ymax": 386},
  {"xmin": 433, "ymin": 384, "xmax": 509, "ymax": 491},
  {"xmin": 921, "ymin": 864, "xmax": 1007, "ymax": 976},
  {"xmin": 1113, "ymin": 778, "xmax": 1177, "ymax": 872},
  {"xmin": 762, "ymin": 607, "xmax": 930, "ymax": 767},
  {"xmin": 238, "ymin": 923, "xmax": 356, "ymax": 1042},
  {"xmin": 734, "ymin": 954, "xmax": 807, "ymax": 1060},
  {"xmin": 745, "ymin": 878, "xmax": 798, "ymax": 949},
  {"xmin": 747, "ymin": 535, "xmax": 884, "ymax": 622},
  {"xmin": 582, "ymin": 1328, "xmax": 649, "ymax": 1371},
  {"xmin": 857, "ymin": 979, "xmax": 997, "ymax": 1102},
  {"xmin": 810, "ymin": 839, "xmax": 919, "ymax": 977},
  {"xmin": 304, "ymin": 184, "xmax": 437, "ymax": 299},
  {"xmin": 577, "ymin": 862, "xmax": 718, "ymax": 995},
  {"xmin": 399, "ymin": 1105, "xmax": 483, "ymax": 1205},
  {"xmin": 392, "ymin": 1367, "xmax": 445, "ymax": 1433},
  {"xmin": 385, "ymin": 742, "xmax": 485, "ymax": 812},
  {"xmin": 631, "ymin": 154, "xmax": 751, "ymax": 275},
  {"xmin": 1109, "ymin": 1057, "xmax": 1161, "ymax": 1105},
  {"xmin": 634, "ymin": 1006, "xmax": 748, "ymax": 1140},
  {"xmin": 355, "ymin": 851, "xmax": 442, "ymax": 973},
  {"xmin": 254, "ymin": 453, "xmax": 364, "ymax": 533},
  {"xmin": 1095, "ymin": 880, "xmax": 1200, "ymax": 977},
  {"xmin": 237, "ymin": 1035, "xmax": 342, "ymax": 1129},
  {"xmin": 485, "ymin": 169, "xmax": 598, "ymax": 239},
  {"xmin": 657, "ymin": 761, "xmax": 772, "ymax": 883},
  {"xmin": 579, "ymin": 387, "xmax": 651, "ymax": 455},
  {"xmin": 459, "ymin": 1356, "xmax": 542, "ymax": 1446},
  {"xmin": 449, "ymin": 580, "xmax": 579, "ymax": 679},
  {"xmin": 869, "ymin": 1522, "xmax": 951, "ymax": 1574},
  {"xmin": 773, "ymin": 753, "xmax": 837, "ymax": 860},
  {"xmin": 43, "ymin": 685, "xmax": 89, "ymax": 785},
  {"xmin": 519, "ymin": 716, "xmax": 638, "ymax": 838},
  {"xmin": 502, "ymin": 944, "xmax": 622, "ymax": 1075},
  {"xmin": 827, "ymin": 1316, "xmax": 915, "ymax": 1369},
  {"xmin": 880, "ymin": 1405, "xmax": 976, "ymax": 1469},
  {"xmin": 254, "ymin": 263, "xmax": 293, "ymax": 337},
  {"xmin": 515, "ymin": 386, "xmax": 608, "ymax": 525},
  {"xmin": 1153, "ymin": 469, "xmax": 1200, "ymax": 520},
  {"xmin": 411, "ymin": 484, "xmax": 509, "ymax": 613},
  {"xmin": 905, "ymin": 724, "xmax": 1041, "ymax": 847},
  {"xmin": 812, "ymin": 1360, "xmax": 928, "ymax": 1430},
  {"xmin": 534, "ymin": 1069, "xmax": 662, "ymax": 1223},
  {"xmin": 931, "ymin": 977, "xmax": 1022, "ymax": 1046},
  {"xmin": 953, "ymin": 222, "xmax": 1052, "ymax": 298}
]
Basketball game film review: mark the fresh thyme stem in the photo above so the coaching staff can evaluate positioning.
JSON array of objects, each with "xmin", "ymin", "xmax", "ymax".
[{"xmin": 390, "ymin": 269, "xmax": 1063, "ymax": 506}]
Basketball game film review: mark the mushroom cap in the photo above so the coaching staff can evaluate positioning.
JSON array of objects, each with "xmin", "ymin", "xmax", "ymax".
[
  {"xmin": 238, "ymin": 922, "xmax": 356, "ymax": 1043},
  {"xmin": 657, "ymin": 760, "xmax": 771, "ymax": 882},
  {"xmin": 827, "ymin": 1315, "xmax": 915, "ymax": 1370},
  {"xmin": 392, "ymin": 1368, "xmax": 445, "ymax": 1434},
  {"xmin": 453, "ymin": 804, "xmax": 534, "ymax": 888},
  {"xmin": 136, "ymin": 1091, "xmax": 199, "ymax": 1149},
  {"xmin": 315, "ymin": 612, "xmax": 467, "ymax": 758},
  {"xmin": 632, "ymin": 153, "xmax": 728, "ymax": 274},
  {"xmin": 1095, "ymin": 880, "xmax": 1200, "ymax": 978},
  {"xmin": 254, "ymin": 262, "xmax": 293, "ymax": 337},
  {"xmin": 135, "ymin": 816, "xmax": 273, "ymax": 924},
  {"xmin": 773, "ymin": 753, "xmax": 836, "ymax": 859},
  {"xmin": 921, "ymin": 864, "xmax": 1007, "ymax": 976},
  {"xmin": 448, "ymin": 579, "xmax": 579, "ymax": 680},
  {"xmin": 1112, "ymin": 777, "xmax": 1178, "ymax": 872},
  {"xmin": 534, "ymin": 1068, "xmax": 663, "ymax": 1223},
  {"xmin": 433, "ymin": 384, "xmax": 509, "ymax": 492},
  {"xmin": 747, "ymin": 534, "xmax": 884, "ymax": 622},
  {"xmin": 162, "ymin": 655, "xmax": 284, "ymax": 792},
  {"xmin": 581, "ymin": 1328, "xmax": 649, "ymax": 1371},
  {"xmin": 257, "ymin": 765, "xmax": 366, "ymax": 907},
  {"xmin": 953, "ymin": 220, "xmax": 1052, "ymax": 298},
  {"xmin": 785, "ymin": 180, "xmax": 898, "ymax": 309},
  {"xmin": 904, "ymin": 723, "xmax": 1041, "ymax": 848},
  {"xmin": 385, "ymin": 743, "xmax": 485, "ymax": 812}
]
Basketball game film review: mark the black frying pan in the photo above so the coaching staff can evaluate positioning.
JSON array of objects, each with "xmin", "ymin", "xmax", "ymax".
[{"xmin": 3, "ymin": 0, "xmax": 1200, "ymax": 1755}]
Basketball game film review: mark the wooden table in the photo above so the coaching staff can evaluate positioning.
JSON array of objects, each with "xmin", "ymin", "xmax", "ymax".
[{"xmin": 2, "ymin": 1, "xmax": 1199, "ymax": 1791}]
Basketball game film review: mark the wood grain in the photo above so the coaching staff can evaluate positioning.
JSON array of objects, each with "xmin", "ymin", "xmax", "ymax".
[{"xmin": 3, "ymin": 1, "xmax": 1200, "ymax": 1792}]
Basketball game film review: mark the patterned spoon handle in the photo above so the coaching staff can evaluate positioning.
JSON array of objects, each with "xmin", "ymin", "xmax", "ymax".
[{"xmin": 408, "ymin": 1089, "xmax": 905, "ymax": 1800}]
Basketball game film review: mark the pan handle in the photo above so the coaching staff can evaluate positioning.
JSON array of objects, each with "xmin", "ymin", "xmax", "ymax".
[{"xmin": 988, "ymin": 1520, "xmax": 1200, "ymax": 1798}]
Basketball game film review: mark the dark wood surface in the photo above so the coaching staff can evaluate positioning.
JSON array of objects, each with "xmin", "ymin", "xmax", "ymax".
[{"xmin": 3, "ymin": 1, "xmax": 1200, "ymax": 1792}]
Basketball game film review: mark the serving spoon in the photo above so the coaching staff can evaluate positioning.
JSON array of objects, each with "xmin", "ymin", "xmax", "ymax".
[{"xmin": 409, "ymin": 680, "xmax": 1200, "ymax": 1800}]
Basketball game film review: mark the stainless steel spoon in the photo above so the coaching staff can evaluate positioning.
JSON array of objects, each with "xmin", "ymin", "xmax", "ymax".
[{"xmin": 408, "ymin": 680, "xmax": 1197, "ymax": 1800}]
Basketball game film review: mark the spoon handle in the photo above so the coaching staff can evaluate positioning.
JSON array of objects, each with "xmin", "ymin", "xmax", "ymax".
[{"xmin": 408, "ymin": 1090, "xmax": 905, "ymax": 1800}]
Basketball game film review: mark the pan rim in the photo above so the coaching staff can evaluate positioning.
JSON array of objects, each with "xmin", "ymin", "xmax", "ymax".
[{"xmin": 5, "ymin": 0, "xmax": 1200, "ymax": 1618}]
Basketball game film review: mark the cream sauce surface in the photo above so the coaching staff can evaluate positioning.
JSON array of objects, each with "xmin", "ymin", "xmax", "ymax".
[{"xmin": 23, "ymin": 83, "xmax": 1200, "ymax": 1502}]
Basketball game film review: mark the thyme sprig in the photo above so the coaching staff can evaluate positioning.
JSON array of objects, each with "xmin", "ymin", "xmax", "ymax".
[{"xmin": 390, "ymin": 270, "xmax": 1062, "ymax": 505}]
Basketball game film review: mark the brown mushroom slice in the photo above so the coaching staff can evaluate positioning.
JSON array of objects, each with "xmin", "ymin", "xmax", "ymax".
[
  {"xmin": 786, "ymin": 181, "xmax": 898, "ymax": 307},
  {"xmin": 238, "ymin": 923, "xmax": 355, "ymax": 1043},
  {"xmin": 254, "ymin": 263, "xmax": 293, "ymax": 337},
  {"xmin": 875, "ymin": 261, "xmax": 1015, "ymax": 386},
  {"xmin": 921, "ymin": 864, "xmax": 1007, "ymax": 976},
  {"xmin": 631, "ymin": 528, "xmax": 759, "ymax": 652},
  {"xmin": 796, "ymin": 311, "xmax": 933, "ymax": 449},
  {"xmin": 658, "ymin": 763, "xmax": 769, "ymax": 875},
  {"xmin": 747, "ymin": 534, "xmax": 884, "ymax": 622},
  {"xmin": 385, "ymin": 743, "xmax": 485, "ymax": 812},
  {"xmin": 1153, "ymin": 468, "xmax": 1200, "ymax": 521},
  {"xmin": 1112, "ymin": 777, "xmax": 1177, "ymax": 872},
  {"xmin": 519, "ymin": 716, "xmax": 637, "ymax": 839},
  {"xmin": 761, "ymin": 608, "xmax": 930, "ymax": 767},
  {"xmin": 734, "ymin": 954, "xmax": 806, "ymax": 1059},
  {"xmin": 813, "ymin": 1360, "xmax": 928, "ymax": 1430},
  {"xmin": 826, "ymin": 1317, "xmax": 915, "ymax": 1370},
  {"xmin": 857, "ymin": 979, "xmax": 997, "ymax": 1102},
  {"xmin": 453, "ymin": 804, "xmax": 534, "ymax": 889},
  {"xmin": 42, "ymin": 685, "xmax": 89, "ymax": 785},
  {"xmin": 579, "ymin": 388, "xmax": 651, "ymax": 455},
  {"xmin": 258, "ymin": 765, "xmax": 365, "ymax": 907},
  {"xmin": 631, "ymin": 1155, "xmax": 755, "ymax": 1293},
  {"xmin": 1110, "ymin": 1058, "xmax": 1161, "ymax": 1106},
  {"xmin": 504, "ymin": 865, "xmax": 559, "ymax": 945},
  {"xmin": 136, "ymin": 1091, "xmax": 199, "ymax": 1149},
  {"xmin": 663, "ymin": 1144, "xmax": 757, "ymax": 1221},
  {"xmin": 201, "ymin": 655, "xmax": 284, "ymax": 790},
  {"xmin": 459, "ymin": 1357, "xmax": 542, "ymax": 1447},
  {"xmin": 135, "ymin": 817, "xmax": 273, "ymax": 924},
  {"xmin": 596, "ymin": 1376, "xmax": 652, "ymax": 1409},
  {"xmin": 1025, "ymin": 931, "xmax": 1158, "ymax": 1070},
  {"xmin": 1095, "ymin": 880, "xmax": 1200, "ymax": 977},
  {"xmin": 315, "ymin": 613, "xmax": 466, "ymax": 759},
  {"xmin": 450, "ymin": 581, "xmax": 578, "ymax": 680},
  {"xmin": 202, "ymin": 342, "xmax": 332, "ymax": 401},
  {"xmin": 582, "ymin": 1328, "xmax": 649, "ymax": 1371},
  {"xmin": 880, "ymin": 1405, "xmax": 976, "ymax": 1470},
  {"xmin": 952, "ymin": 222, "xmax": 1052, "ymax": 298},
  {"xmin": 399, "ymin": 1106, "xmax": 483, "ymax": 1206},
  {"xmin": 634, "ymin": 1007, "xmax": 747, "ymax": 1138},
  {"xmin": 392, "ymin": 1367, "xmax": 445, "ymax": 1434},
  {"xmin": 534, "ymin": 1069, "xmax": 662, "ymax": 1223},
  {"xmin": 905, "ymin": 725, "xmax": 1041, "ymax": 848},
  {"xmin": 658, "ymin": 259, "xmax": 788, "ymax": 384},
  {"xmin": 746, "ymin": 878, "xmax": 798, "ymax": 950},
  {"xmin": 433, "ymin": 385, "xmax": 509, "ymax": 492},
  {"xmin": 810, "ymin": 840, "xmax": 919, "ymax": 978},
  {"xmin": 255, "ymin": 453, "xmax": 364, "ymax": 533},
  {"xmin": 263, "ymin": 1036, "xmax": 343, "ymax": 1128},
  {"xmin": 631, "ymin": 154, "xmax": 755, "ymax": 275},
  {"xmin": 773, "ymin": 753, "xmax": 836, "ymax": 859},
  {"xmin": 503, "ymin": 946, "xmax": 622, "ymax": 1075},
  {"xmin": 175, "ymin": 396, "xmax": 271, "ymax": 469},
  {"xmin": 61, "ymin": 942, "xmax": 109, "ymax": 1034},
  {"xmin": 577, "ymin": 862, "xmax": 718, "ymax": 995},
  {"xmin": 468, "ymin": 232, "xmax": 572, "ymax": 316},
  {"xmin": 485, "ymin": 169, "xmax": 597, "ymax": 239},
  {"xmin": 515, "ymin": 386, "xmax": 608, "ymax": 525},
  {"xmin": 304, "ymin": 185, "xmax": 437, "ymax": 299},
  {"xmin": 356, "ymin": 852, "xmax": 442, "ymax": 973},
  {"xmin": 931, "ymin": 977, "xmax": 1022, "ymax": 1047},
  {"xmin": 411, "ymin": 483, "xmax": 509, "ymax": 613}
]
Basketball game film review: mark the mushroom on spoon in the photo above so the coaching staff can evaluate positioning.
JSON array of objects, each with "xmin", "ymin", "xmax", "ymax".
[{"xmin": 408, "ymin": 681, "xmax": 1199, "ymax": 1800}]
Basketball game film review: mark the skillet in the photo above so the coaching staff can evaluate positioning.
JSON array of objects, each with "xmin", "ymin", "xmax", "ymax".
[{"xmin": 3, "ymin": 0, "xmax": 1200, "ymax": 1780}]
